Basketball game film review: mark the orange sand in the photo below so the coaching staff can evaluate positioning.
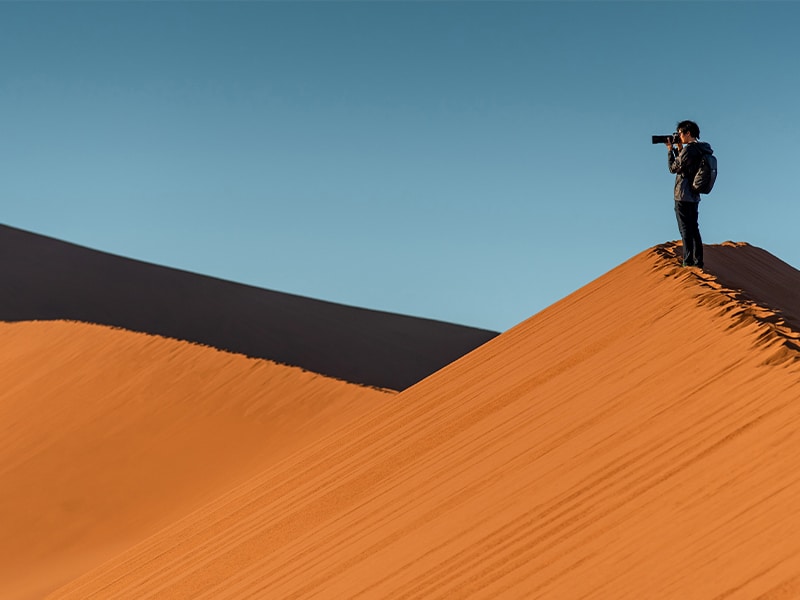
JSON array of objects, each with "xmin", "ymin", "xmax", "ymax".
[
  {"xmin": 7, "ymin": 241, "xmax": 800, "ymax": 599},
  {"xmin": 0, "ymin": 322, "xmax": 392, "ymax": 599}
]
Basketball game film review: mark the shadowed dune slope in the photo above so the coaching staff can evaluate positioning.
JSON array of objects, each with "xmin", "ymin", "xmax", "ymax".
[
  {"xmin": 703, "ymin": 242, "xmax": 800, "ymax": 333},
  {"xmin": 49, "ymin": 242, "xmax": 800, "ymax": 599},
  {"xmin": 0, "ymin": 320, "xmax": 393, "ymax": 599},
  {"xmin": 0, "ymin": 224, "xmax": 497, "ymax": 390}
]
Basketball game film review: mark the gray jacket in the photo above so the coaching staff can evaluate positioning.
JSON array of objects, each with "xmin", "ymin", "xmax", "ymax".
[{"xmin": 668, "ymin": 141, "xmax": 714, "ymax": 203}]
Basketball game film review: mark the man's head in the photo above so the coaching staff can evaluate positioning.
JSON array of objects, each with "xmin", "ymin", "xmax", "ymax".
[{"xmin": 676, "ymin": 120, "xmax": 700, "ymax": 141}]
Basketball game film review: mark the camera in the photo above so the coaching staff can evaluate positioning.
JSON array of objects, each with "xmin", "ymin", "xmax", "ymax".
[{"xmin": 652, "ymin": 133, "xmax": 680, "ymax": 145}]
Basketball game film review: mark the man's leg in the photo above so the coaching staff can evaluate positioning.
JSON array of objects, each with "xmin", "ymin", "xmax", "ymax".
[
  {"xmin": 675, "ymin": 201, "xmax": 693, "ymax": 265},
  {"xmin": 691, "ymin": 204, "xmax": 704, "ymax": 267},
  {"xmin": 675, "ymin": 201, "xmax": 703, "ymax": 267}
]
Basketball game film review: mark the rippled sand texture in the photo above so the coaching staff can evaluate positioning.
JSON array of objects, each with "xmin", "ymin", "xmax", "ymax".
[
  {"xmin": 0, "ymin": 322, "xmax": 393, "ymax": 599},
  {"xmin": 40, "ymin": 242, "xmax": 800, "ymax": 599}
]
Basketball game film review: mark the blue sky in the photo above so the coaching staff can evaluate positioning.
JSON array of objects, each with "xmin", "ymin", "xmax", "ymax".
[{"xmin": 2, "ymin": 1, "xmax": 798, "ymax": 332}]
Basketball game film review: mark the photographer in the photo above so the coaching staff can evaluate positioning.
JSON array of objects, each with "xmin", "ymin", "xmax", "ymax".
[{"xmin": 666, "ymin": 120, "xmax": 713, "ymax": 269}]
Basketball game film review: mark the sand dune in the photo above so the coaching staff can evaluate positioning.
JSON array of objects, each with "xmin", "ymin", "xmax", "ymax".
[
  {"xmin": 0, "ymin": 224, "xmax": 497, "ymax": 390},
  {"xmin": 43, "ymin": 241, "xmax": 800, "ymax": 599},
  {"xmin": 0, "ymin": 321, "xmax": 393, "ymax": 599}
]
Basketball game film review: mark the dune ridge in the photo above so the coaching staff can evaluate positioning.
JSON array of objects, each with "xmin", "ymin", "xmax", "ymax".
[
  {"xmin": 0, "ymin": 320, "xmax": 393, "ymax": 599},
  {"xmin": 0, "ymin": 224, "xmax": 497, "ymax": 390},
  {"xmin": 46, "ymin": 242, "xmax": 800, "ymax": 599},
  {"xmin": 659, "ymin": 242, "xmax": 800, "ymax": 362}
]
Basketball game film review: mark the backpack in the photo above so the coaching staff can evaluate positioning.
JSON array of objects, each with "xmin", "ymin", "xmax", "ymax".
[{"xmin": 693, "ymin": 151, "xmax": 717, "ymax": 194}]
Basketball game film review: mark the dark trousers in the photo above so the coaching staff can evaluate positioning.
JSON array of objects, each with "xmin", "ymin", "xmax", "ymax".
[{"xmin": 674, "ymin": 201, "xmax": 703, "ymax": 267}]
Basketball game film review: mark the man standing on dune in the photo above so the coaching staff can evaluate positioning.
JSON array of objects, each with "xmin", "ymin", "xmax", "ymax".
[{"xmin": 666, "ymin": 120, "xmax": 714, "ymax": 269}]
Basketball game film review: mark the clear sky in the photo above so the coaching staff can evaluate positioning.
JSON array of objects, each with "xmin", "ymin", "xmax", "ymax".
[{"xmin": 2, "ymin": 1, "xmax": 798, "ymax": 332}]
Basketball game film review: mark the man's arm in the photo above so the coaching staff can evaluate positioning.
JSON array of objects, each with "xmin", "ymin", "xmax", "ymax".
[
  {"xmin": 666, "ymin": 139, "xmax": 683, "ymax": 173},
  {"xmin": 667, "ymin": 147, "xmax": 678, "ymax": 173},
  {"xmin": 668, "ymin": 145, "xmax": 697, "ymax": 175}
]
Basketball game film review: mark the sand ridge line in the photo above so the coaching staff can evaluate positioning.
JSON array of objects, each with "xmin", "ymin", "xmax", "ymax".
[
  {"xmin": 654, "ymin": 242, "xmax": 800, "ymax": 364},
  {"xmin": 5, "ymin": 318, "xmax": 398, "ymax": 395}
]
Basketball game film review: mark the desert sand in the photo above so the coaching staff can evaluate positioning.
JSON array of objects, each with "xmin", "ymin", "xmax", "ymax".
[
  {"xmin": 2, "ymin": 239, "xmax": 791, "ymax": 599},
  {"xmin": 0, "ymin": 321, "xmax": 393, "ymax": 598}
]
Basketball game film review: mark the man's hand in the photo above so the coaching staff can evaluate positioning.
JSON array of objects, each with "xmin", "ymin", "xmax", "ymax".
[{"xmin": 665, "ymin": 138, "xmax": 683, "ymax": 152}]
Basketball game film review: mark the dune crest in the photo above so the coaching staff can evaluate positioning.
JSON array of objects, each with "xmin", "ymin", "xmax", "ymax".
[
  {"xmin": 46, "ymin": 243, "xmax": 800, "ymax": 599},
  {"xmin": 0, "ymin": 321, "xmax": 393, "ymax": 599},
  {"xmin": 658, "ymin": 241, "xmax": 800, "ymax": 362}
]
